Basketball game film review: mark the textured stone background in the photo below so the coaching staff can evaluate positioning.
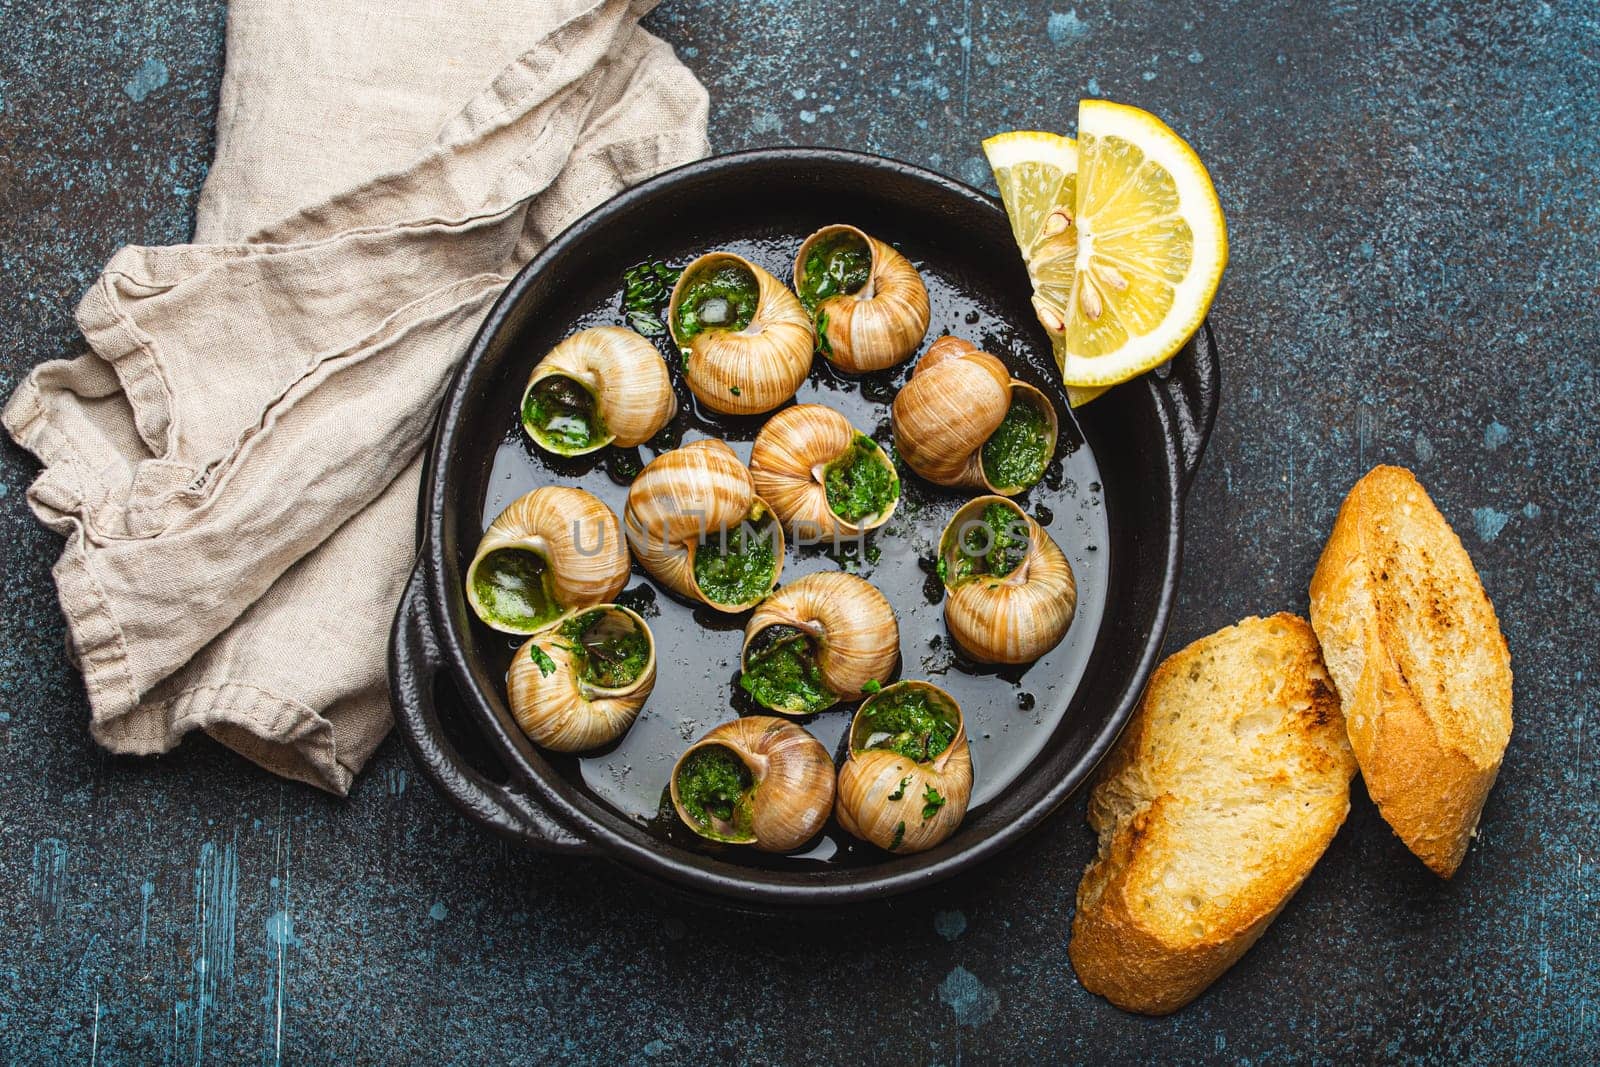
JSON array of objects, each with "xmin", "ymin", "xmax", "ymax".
[{"xmin": 1, "ymin": 1, "xmax": 1596, "ymax": 1062}]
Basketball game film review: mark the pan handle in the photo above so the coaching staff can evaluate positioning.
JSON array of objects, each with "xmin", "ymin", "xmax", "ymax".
[
  {"xmin": 1152, "ymin": 320, "xmax": 1222, "ymax": 492},
  {"xmin": 388, "ymin": 559, "xmax": 588, "ymax": 854}
]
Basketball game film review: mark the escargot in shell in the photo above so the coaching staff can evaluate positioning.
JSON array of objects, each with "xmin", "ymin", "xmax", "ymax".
[
  {"xmin": 936, "ymin": 496, "xmax": 1077, "ymax": 665},
  {"xmin": 669, "ymin": 252, "xmax": 814, "ymax": 415},
  {"xmin": 519, "ymin": 326, "xmax": 677, "ymax": 456},
  {"xmin": 748, "ymin": 404, "xmax": 900, "ymax": 538},
  {"xmin": 793, "ymin": 224, "xmax": 930, "ymax": 373},
  {"xmin": 671, "ymin": 716, "xmax": 836, "ymax": 852},
  {"xmin": 739, "ymin": 572, "xmax": 899, "ymax": 715},
  {"xmin": 835, "ymin": 681, "xmax": 973, "ymax": 854},
  {"xmin": 890, "ymin": 335, "xmax": 1059, "ymax": 495},
  {"xmin": 466, "ymin": 487, "xmax": 631, "ymax": 634},
  {"xmin": 507, "ymin": 605, "xmax": 656, "ymax": 752},
  {"xmin": 623, "ymin": 439, "xmax": 784, "ymax": 612}
]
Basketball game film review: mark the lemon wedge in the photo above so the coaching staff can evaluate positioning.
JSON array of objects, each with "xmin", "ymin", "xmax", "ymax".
[
  {"xmin": 983, "ymin": 131, "xmax": 1105, "ymax": 407},
  {"xmin": 984, "ymin": 101, "xmax": 1227, "ymax": 396}
]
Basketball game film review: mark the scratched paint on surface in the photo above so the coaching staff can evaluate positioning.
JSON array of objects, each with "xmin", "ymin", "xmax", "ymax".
[
  {"xmin": 187, "ymin": 839, "xmax": 240, "ymax": 1060},
  {"xmin": 1, "ymin": 0, "xmax": 1598, "ymax": 1062},
  {"xmin": 139, "ymin": 880, "xmax": 155, "ymax": 949},
  {"xmin": 29, "ymin": 838, "xmax": 69, "ymax": 922}
]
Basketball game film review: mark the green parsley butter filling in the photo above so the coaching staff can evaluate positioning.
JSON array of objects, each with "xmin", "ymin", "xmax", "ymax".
[
  {"xmin": 798, "ymin": 229, "xmax": 872, "ymax": 311},
  {"xmin": 471, "ymin": 548, "xmax": 560, "ymax": 631},
  {"xmin": 675, "ymin": 744, "xmax": 754, "ymax": 840},
  {"xmin": 823, "ymin": 434, "xmax": 899, "ymax": 525},
  {"xmin": 980, "ymin": 394, "xmax": 1051, "ymax": 491},
  {"xmin": 692, "ymin": 511, "xmax": 778, "ymax": 607},
  {"xmin": 558, "ymin": 609, "xmax": 650, "ymax": 690},
  {"xmin": 674, "ymin": 262, "xmax": 759, "ymax": 347},
  {"xmin": 523, "ymin": 374, "xmax": 606, "ymax": 454},
  {"xmin": 854, "ymin": 685, "xmax": 959, "ymax": 764},
  {"xmin": 945, "ymin": 503, "xmax": 1030, "ymax": 585},
  {"xmin": 740, "ymin": 624, "xmax": 833, "ymax": 714}
]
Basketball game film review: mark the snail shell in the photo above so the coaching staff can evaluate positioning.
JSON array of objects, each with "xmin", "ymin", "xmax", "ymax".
[
  {"xmin": 890, "ymin": 336, "xmax": 1059, "ymax": 495},
  {"xmin": 520, "ymin": 326, "xmax": 677, "ymax": 456},
  {"xmin": 793, "ymin": 224, "xmax": 930, "ymax": 373},
  {"xmin": 466, "ymin": 487, "xmax": 631, "ymax": 634},
  {"xmin": 622, "ymin": 439, "xmax": 785, "ymax": 612},
  {"xmin": 668, "ymin": 252, "xmax": 814, "ymax": 415},
  {"xmin": 739, "ymin": 572, "xmax": 900, "ymax": 715},
  {"xmin": 507, "ymin": 605, "xmax": 656, "ymax": 752},
  {"xmin": 748, "ymin": 405, "xmax": 900, "ymax": 537},
  {"xmin": 938, "ymin": 496, "xmax": 1077, "ymax": 664},
  {"xmin": 835, "ymin": 681, "xmax": 973, "ymax": 854},
  {"xmin": 670, "ymin": 716, "xmax": 836, "ymax": 852}
]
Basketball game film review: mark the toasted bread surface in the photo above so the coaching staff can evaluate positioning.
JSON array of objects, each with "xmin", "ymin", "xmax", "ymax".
[
  {"xmin": 1069, "ymin": 614, "xmax": 1356, "ymax": 1015},
  {"xmin": 1309, "ymin": 464, "xmax": 1512, "ymax": 877}
]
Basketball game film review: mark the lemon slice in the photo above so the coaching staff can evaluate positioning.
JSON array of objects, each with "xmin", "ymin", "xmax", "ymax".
[
  {"xmin": 986, "ymin": 101, "xmax": 1227, "ymax": 393},
  {"xmin": 983, "ymin": 132, "xmax": 1105, "ymax": 407}
]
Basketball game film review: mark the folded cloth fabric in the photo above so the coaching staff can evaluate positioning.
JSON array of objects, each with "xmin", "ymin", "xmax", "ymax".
[{"xmin": 3, "ymin": 0, "xmax": 709, "ymax": 794}]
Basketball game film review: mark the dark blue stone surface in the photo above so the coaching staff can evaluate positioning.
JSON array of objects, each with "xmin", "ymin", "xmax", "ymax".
[{"xmin": 1, "ymin": 1, "xmax": 1596, "ymax": 1061}]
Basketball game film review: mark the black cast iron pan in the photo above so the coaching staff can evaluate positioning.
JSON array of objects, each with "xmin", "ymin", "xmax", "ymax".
[{"xmin": 389, "ymin": 148, "xmax": 1219, "ymax": 908}]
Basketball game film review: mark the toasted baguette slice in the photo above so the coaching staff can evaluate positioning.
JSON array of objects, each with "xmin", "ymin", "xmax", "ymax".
[
  {"xmin": 1069, "ymin": 614, "xmax": 1357, "ymax": 1015},
  {"xmin": 1309, "ymin": 465, "xmax": 1513, "ymax": 877}
]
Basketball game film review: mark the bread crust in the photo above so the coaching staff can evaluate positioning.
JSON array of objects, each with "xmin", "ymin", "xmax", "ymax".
[
  {"xmin": 1068, "ymin": 614, "xmax": 1356, "ymax": 1015},
  {"xmin": 1309, "ymin": 465, "xmax": 1513, "ymax": 877}
]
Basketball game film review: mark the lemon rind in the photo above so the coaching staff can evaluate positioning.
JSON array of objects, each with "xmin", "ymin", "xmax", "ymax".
[
  {"xmin": 1056, "ymin": 100, "xmax": 1228, "ymax": 387},
  {"xmin": 981, "ymin": 130, "xmax": 1078, "ymax": 171}
]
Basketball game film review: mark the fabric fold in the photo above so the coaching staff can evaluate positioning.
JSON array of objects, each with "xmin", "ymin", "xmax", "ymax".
[{"xmin": 3, "ymin": 0, "xmax": 710, "ymax": 794}]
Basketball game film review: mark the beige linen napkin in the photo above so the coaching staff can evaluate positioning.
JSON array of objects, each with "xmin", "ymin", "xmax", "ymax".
[{"xmin": 3, "ymin": 0, "xmax": 709, "ymax": 794}]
